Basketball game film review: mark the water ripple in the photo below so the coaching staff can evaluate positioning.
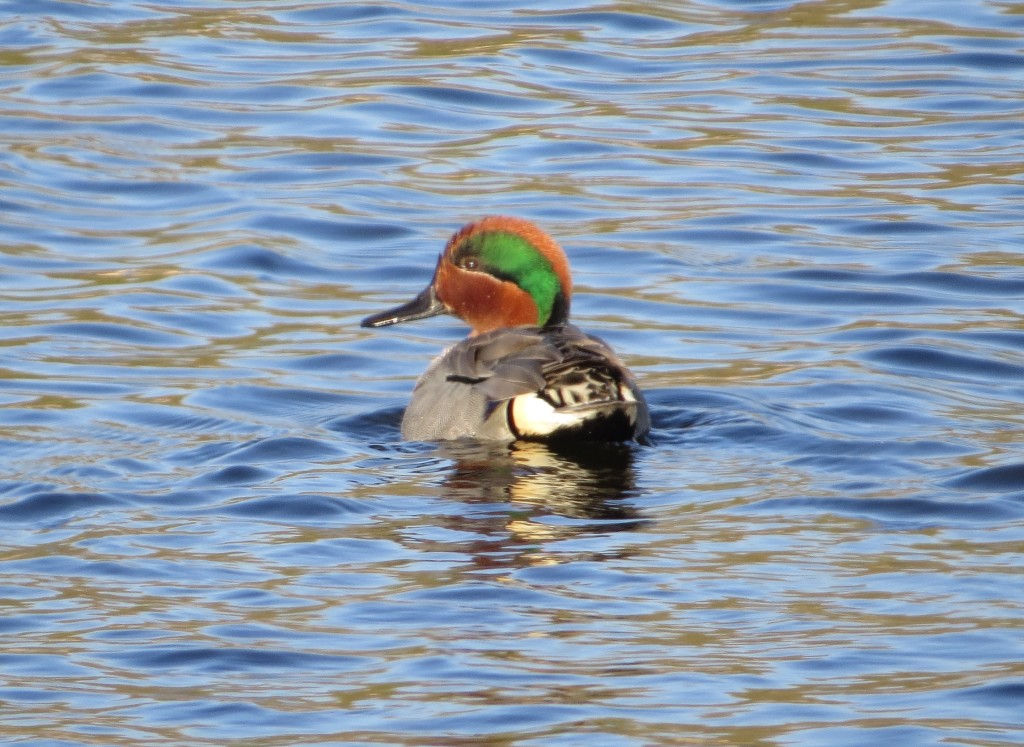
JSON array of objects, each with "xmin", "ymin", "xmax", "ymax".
[{"xmin": 2, "ymin": 0, "xmax": 1023, "ymax": 745}]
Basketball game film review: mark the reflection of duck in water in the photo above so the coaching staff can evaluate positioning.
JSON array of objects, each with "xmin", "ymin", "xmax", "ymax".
[
  {"xmin": 362, "ymin": 217, "xmax": 650, "ymax": 445},
  {"xmin": 436, "ymin": 439, "xmax": 644, "ymax": 527}
]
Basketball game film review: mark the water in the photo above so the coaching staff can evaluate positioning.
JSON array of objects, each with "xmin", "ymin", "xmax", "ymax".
[{"xmin": 2, "ymin": 1, "xmax": 1023, "ymax": 744}]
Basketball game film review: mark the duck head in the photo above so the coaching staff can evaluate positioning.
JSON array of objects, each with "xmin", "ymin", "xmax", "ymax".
[{"xmin": 361, "ymin": 216, "xmax": 573, "ymax": 336}]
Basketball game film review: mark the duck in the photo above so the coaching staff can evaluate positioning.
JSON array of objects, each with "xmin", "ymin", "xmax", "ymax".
[{"xmin": 361, "ymin": 216, "xmax": 650, "ymax": 444}]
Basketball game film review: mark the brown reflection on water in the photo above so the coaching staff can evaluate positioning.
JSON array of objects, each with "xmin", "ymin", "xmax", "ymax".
[
  {"xmin": 436, "ymin": 439, "xmax": 644, "ymax": 522},
  {"xmin": 417, "ymin": 439, "xmax": 647, "ymax": 566}
]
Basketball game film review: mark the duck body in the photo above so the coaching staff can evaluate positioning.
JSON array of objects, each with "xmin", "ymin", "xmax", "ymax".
[
  {"xmin": 362, "ymin": 216, "xmax": 650, "ymax": 444},
  {"xmin": 402, "ymin": 323, "xmax": 648, "ymax": 442}
]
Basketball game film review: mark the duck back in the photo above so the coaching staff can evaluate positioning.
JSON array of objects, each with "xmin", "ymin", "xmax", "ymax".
[{"xmin": 401, "ymin": 325, "xmax": 649, "ymax": 443}]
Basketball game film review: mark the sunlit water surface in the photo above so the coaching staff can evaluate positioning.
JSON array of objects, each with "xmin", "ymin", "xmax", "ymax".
[{"xmin": 2, "ymin": 1, "xmax": 1023, "ymax": 745}]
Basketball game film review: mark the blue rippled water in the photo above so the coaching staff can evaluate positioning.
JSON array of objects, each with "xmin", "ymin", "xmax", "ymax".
[{"xmin": 2, "ymin": 1, "xmax": 1023, "ymax": 745}]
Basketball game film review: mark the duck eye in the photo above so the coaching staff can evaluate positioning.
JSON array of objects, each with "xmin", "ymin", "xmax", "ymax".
[{"xmin": 460, "ymin": 258, "xmax": 478, "ymax": 270}]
